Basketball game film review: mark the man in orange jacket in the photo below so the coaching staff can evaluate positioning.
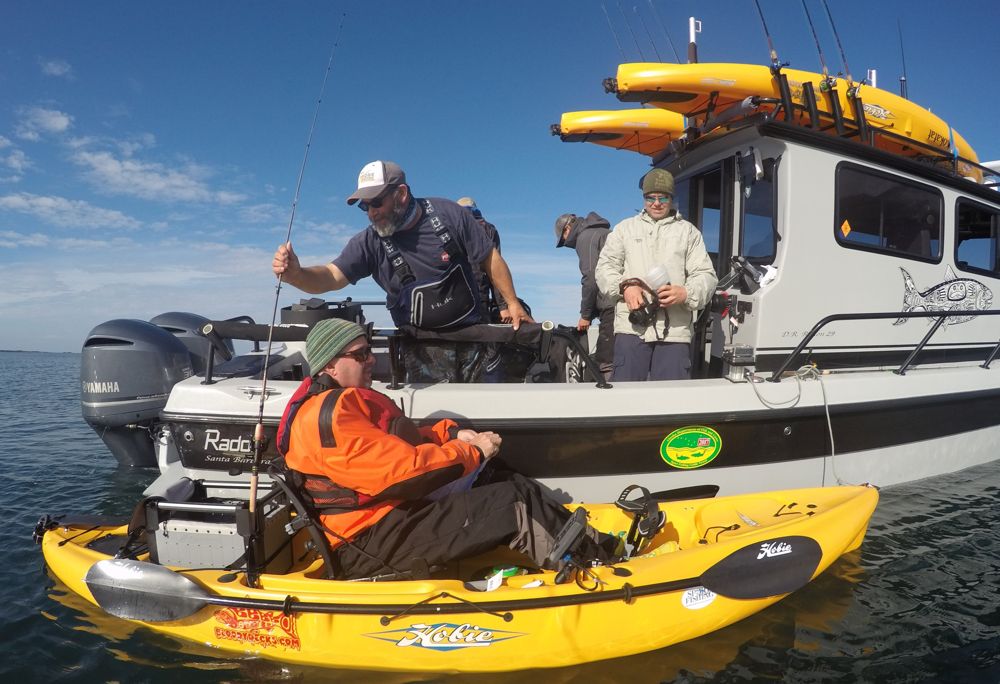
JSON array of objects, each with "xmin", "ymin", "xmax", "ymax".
[{"xmin": 279, "ymin": 318, "xmax": 618, "ymax": 580}]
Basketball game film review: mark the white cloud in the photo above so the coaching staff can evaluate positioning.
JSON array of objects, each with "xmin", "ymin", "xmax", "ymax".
[
  {"xmin": 3, "ymin": 149, "xmax": 29, "ymax": 174},
  {"xmin": 72, "ymin": 150, "xmax": 246, "ymax": 204},
  {"xmin": 0, "ymin": 192, "xmax": 141, "ymax": 229},
  {"xmin": 15, "ymin": 106, "xmax": 73, "ymax": 141},
  {"xmin": 239, "ymin": 203, "xmax": 284, "ymax": 224},
  {"xmin": 40, "ymin": 58, "xmax": 74, "ymax": 79},
  {"xmin": 0, "ymin": 136, "xmax": 10, "ymax": 149},
  {"xmin": 0, "ymin": 230, "xmax": 50, "ymax": 248}
]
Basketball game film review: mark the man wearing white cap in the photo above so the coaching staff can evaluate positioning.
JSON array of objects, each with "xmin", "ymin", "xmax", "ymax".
[{"xmin": 273, "ymin": 161, "xmax": 532, "ymax": 381}]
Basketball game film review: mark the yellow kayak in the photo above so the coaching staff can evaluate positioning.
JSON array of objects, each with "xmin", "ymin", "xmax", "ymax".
[
  {"xmin": 39, "ymin": 484, "xmax": 877, "ymax": 672},
  {"xmin": 553, "ymin": 108, "xmax": 687, "ymax": 157},
  {"xmin": 608, "ymin": 62, "xmax": 980, "ymax": 179}
]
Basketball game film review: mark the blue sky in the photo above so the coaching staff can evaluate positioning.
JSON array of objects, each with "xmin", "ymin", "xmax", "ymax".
[{"xmin": 2, "ymin": 1, "xmax": 998, "ymax": 352}]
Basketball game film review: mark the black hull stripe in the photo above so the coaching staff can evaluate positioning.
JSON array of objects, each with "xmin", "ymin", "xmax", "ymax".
[
  {"xmin": 170, "ymin": 388, "xmax": 1000, "ymax": 476},
  {"xmin": 483, "ymin": 388, "xmax": 1000, "ymax": 478}
]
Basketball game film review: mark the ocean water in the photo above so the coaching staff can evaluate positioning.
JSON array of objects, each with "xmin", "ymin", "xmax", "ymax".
[{"xmin": 2, "ymin": 350, "xmax": 998, "ymax": 683}]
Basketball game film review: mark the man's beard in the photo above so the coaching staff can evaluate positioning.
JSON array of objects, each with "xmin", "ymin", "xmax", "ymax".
[{"xmin": 372, "ymin": 200, "xmax": 407, "ymax": 237}]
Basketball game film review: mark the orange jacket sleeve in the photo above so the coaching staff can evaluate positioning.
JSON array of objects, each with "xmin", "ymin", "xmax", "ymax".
[{"xmin": 316, "ymin": 388, "xmax": 480, "ymax": 500}]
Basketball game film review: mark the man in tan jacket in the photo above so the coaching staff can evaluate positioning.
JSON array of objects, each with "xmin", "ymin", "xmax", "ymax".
[{"xmin": 595, "ymin": 168, "xmax": 717, "ymax": 381}]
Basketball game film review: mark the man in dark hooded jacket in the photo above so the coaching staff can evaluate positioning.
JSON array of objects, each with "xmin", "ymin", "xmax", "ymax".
[{"xmin": 555, "ymin": 212, "xmax": 615, "ymax": 377}]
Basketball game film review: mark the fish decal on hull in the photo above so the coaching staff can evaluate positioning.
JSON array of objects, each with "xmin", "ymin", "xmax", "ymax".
[{"xmin": 894, "ymin": 266, "xmax": 993, "ymax": 326}]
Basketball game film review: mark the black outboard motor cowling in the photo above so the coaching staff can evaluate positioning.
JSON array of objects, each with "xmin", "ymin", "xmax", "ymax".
[
  {"xmin": 81, "ymin": 319, "xmax": 195, "ymax": 467},
  {"xmin": 150, "ymin": 311, "xmax": 233, "ymax": 375}
]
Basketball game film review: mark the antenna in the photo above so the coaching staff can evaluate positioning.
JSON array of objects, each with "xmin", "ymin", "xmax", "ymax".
[
  {"xmin": 820, "ymin": 0, "xmax": 853, "ymax": 84},
  {"xmin": 897, "ymin": 19, "xmax": 909, "ymax": 99},
  {"xmin": 601, "ymin": 2, "xmax": 627, "ymax": 61},
  {"xmin": 635, "ymin": 5, "xmax": 662, "ymax": 61},
  {"xmin": 688, "ymin": 17, "xmax": 701, "ymax": 64},
  {"xmin": 617, "ymin": 0, "xmax": 645, "ymax": 60},
  {"xmin": 647, "ymin": 0, "xmax": 681, "ymax": 61}
]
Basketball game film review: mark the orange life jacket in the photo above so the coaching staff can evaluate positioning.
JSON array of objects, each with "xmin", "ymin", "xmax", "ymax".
[{"xmin": 278, "ymin": 375, "xmax": 480, "ymax": 547}]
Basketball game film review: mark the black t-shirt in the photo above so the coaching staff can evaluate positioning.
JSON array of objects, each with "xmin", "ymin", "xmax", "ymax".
[{"xmin": 333, "ymin": 197, "xmax": 495, "ymax": 312}]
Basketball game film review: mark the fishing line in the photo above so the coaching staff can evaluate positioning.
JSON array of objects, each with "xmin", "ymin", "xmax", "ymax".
[
  {"xmin": 601, "ymin": 2, "xmax": 627, "ymax": 61},
  {"xmin": 250, "ymin": 13, "xmax": 347, "ymax": 516},
  {"xmin": 634, "ymin": 5, "xmax": 662, "ymax": 62},
  {"xmin": 647, "ymin": 0, "xmax": 680, "ymax": 62},
  {"xmin": 616, "ymin": 0, "xmax": 645, "ymax": 60}
]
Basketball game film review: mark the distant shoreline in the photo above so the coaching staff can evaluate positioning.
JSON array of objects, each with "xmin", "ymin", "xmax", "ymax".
[{"xmin": 0, "ymin": 350, "xmax": 77, "ymax": 354}]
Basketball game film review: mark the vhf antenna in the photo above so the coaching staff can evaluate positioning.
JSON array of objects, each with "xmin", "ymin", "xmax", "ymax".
[{"xmin": 897, "ymin": 19, "xmax": 909, "ymax": 99}]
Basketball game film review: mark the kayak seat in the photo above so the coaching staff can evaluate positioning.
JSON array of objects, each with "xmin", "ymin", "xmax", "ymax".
[{"xmin": 266, "ymin": 463, "xmax": 342, "ymax": 580}]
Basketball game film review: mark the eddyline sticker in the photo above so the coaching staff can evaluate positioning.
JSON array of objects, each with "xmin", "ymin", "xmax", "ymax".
[{"xmin": 660, "ymin": 426, "xmax": 722, "ymax": 469}]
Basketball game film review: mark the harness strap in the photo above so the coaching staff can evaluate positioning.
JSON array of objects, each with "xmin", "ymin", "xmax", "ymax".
[{"xmin": 379, "ymin": 199, "xmax": 465, "ymax": 286}]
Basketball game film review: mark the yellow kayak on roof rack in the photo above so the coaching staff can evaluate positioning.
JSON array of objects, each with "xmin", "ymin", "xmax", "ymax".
[
  {"xmin": 552, "ymin": 108, "xmax": 687, "ymax": 157},
  {"xmin": 39, "ymin": 484, "xmax": 878, "ymax": 673},
  {"xmin": 607, "ymin": 62, "xmax": 980, "ymax": 179}
]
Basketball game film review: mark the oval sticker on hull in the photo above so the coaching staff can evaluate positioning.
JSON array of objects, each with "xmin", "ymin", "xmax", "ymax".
[{"xmin": 660, "ymin": 426, "xmax": 722, "ymax": 469}]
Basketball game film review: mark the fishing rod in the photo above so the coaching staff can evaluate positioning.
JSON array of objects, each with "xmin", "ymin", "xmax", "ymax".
[
  {"xmin": 897, "ymin": 19, "xmax": 909, "ymax": 99},
  {"xmin": 601, "ymin": 2, "xmax": 627, "ymax": 61},
  {"xmin": 800, "ymin": 0, "xmax": 830, "ymax": 84},
  {"xmin": 647, "ymin": 0, "xmax": 680, "ymax": 62},
  {"xmin": 820, "ymin": 0, "xmax": 853, "ymax": 85},
  {"xmin": 634, "ymin": 5, "xmax": 662, "ymax": 62},
  {"xmin": 250, "ymin": 14, "xmax": 347, "ymax": 525},
  {"xmin": 751, "ymin": 0, "xmax": 794, "ymax": 122},
  {"xmin": 616, "ymin": 0, "xmax": 645, "ymax": 60},
  {"xmin": 752, "ymin": 0, "xmax": 785, "ymax": 74}
]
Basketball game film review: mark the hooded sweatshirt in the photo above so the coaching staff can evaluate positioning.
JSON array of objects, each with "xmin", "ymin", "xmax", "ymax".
[{"xmin": 561, "ymin": 212, "xmax": 615, "ymax": 319}]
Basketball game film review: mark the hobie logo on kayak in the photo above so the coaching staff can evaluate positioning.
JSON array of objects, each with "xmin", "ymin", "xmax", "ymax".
[
  {"xmin": 365, "ymin": 622, "xmax": 524, "ymax": 651},
  {"xmin": 660, "ymin": 426, "xmax": 722, "ymax": 469},
  {"xmin": 757, "ymin": 541, "xmax": 793, "ymax": 559}
]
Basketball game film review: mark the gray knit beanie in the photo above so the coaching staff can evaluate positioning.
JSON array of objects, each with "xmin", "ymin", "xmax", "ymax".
[
  {"xmin": 306, "ymin": 318, "xmax": 367, "ymax": 374},
  {"xmin": 641, "ymin": 168, "xmax": 675, "ymax": 196}
]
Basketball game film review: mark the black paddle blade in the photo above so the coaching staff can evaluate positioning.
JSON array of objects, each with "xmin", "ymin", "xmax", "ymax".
[
  {"xmin": 85, "ymin": 559, "xmax": 210, "ymax": 622},
  {"xmin": 699, "ymin": 535, "xmax": 823, "ymax": 600}
]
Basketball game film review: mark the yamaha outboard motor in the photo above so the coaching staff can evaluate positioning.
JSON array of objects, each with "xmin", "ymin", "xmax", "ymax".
[
  {"xmin": 150, "ymin": 311, "xmax": 233, "ymax": 375},
  {"xmin": 81, "ymin": 319, "xmax": 194, "ymax": 467}
]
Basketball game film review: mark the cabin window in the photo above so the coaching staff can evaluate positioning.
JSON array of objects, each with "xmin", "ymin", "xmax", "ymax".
[
  {"xmin": 738, "ymin": 153, "xmax": 777, "ymax": 264},
  {"xmin": 956, "ymin": 199, "xmax": 1000, "ymax": 278},
  {"xmin": 674, "ymin": 165, "xmax": 725, "ymax": 272},
  {"xmin": 834, "ymin": 163, "xmax": 942, "ymax": 262}
]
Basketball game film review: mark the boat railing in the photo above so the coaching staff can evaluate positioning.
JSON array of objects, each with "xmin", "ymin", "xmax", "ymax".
[{"xmin": 767, "ymin": 309, "xmax": 1000, "ymax": 381}]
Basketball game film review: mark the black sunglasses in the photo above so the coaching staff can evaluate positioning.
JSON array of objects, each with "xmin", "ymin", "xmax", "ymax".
[
  {"xmin": 358, "ymin": 186, "xmax": 398, "ymax": 212},
  {"xmin": 335, "ymin": 347, "xmax": 373, "ymax": 363}
]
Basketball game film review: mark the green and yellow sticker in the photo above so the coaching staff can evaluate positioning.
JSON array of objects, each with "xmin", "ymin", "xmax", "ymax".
[{"xmin": 660, "ymin": 426, "xmax": 722, "ymax": 469}]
